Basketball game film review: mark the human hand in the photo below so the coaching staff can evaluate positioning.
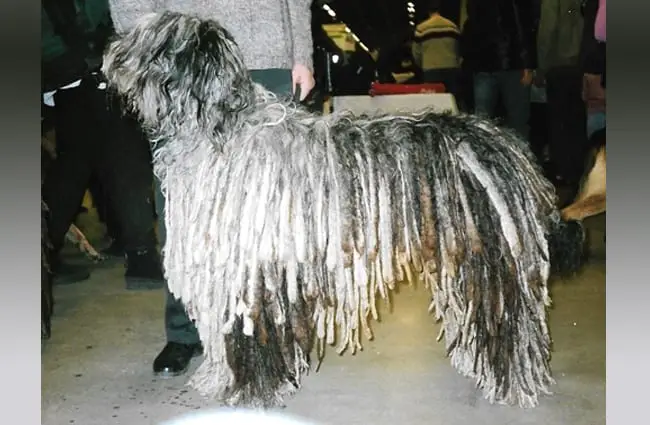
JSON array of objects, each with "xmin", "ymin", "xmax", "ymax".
[
  {"xmin": 521, "ymin": 69, "xmax": 534, "ymax": 86},
  {"xmin": 292, "ymin": 63, "xmax": 315, "ymax": 101}
]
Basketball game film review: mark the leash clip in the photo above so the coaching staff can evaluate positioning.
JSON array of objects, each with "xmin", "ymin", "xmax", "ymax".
[{"xmin": 292, "ymin": 85, "xmax": 302, "ymax": 104}]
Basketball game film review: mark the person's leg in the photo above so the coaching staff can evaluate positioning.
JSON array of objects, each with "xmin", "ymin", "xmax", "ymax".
[
  {"xmin": 41, "ymin": 80, "xmax": 102, "ymax": 284},
  {"xmin": 99, "ymin": 93, "xmax": 164, "ymax": 289},
  {"xmin": 497, "ymin": 69, "xmax": 532, "ymax": 141},
  {"xmin": 472, "ymin": 72, "xmax": 499, "ymax": 119},
  {"xmin": 87, "ymin": 172, "xmax": 125, "ymax": 256},
  {"xmin": 153, "ymin": 175, "xmax": 203, "ymax": 377},
  {"xmin": 528, "ymin": 101, "xmax": 549, "ymax": 163},
  {"xmin": 422, "ymin": 68, "xmax": 463, "ymax": 110},
  {"xmin": 153, "ymin": 68, "xmax": 294, "ymax": 376},
  {"xmin": 100, "ymin": 205, "xmax": 126, "ymax": 257},
  {"xmin": 422, "ymin": 69, "xmax": 444, "ymax": 84},
  {"xmin": 87, "ymin": 174, "xmax": 106, "ymax": 223},
  {"xmin": 545, "ymin": 66, "xmax": 588, "ymax": 186},
  {"xmin": 444, "ymin": 68, "xmax": 463, "ymax": 110}
]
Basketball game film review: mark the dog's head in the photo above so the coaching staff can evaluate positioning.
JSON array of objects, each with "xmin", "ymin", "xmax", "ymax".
[{"xmin": 102, "ymin": 11, "xmax": 256, "ymax": 138}]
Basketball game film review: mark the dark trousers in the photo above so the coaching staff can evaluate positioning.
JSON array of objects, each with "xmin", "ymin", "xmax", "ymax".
[
  {"xmin": 41, "ymin": 75, "xmax": 157, "ymax": 262},
  {"xmin": 473, "ymin": 70, "xmax": 531, "ymax": 140},
  {"xmin": 159, "ymin": 69, "xmax": 293, "ymax": 344},
  {"xmin": 529, "ymin": 102, "xmax": 550, "ymax": 162},
  {"xmin": 88, "ymin": 175, "xmax": 122, "ymax": 241},
  {"xmin": 545, "ymin": 65, "xmax": 588, "ymax": 183},
  {"xmin": 422, "ymin": 67, "xmax": 464, "ymax": 110}
]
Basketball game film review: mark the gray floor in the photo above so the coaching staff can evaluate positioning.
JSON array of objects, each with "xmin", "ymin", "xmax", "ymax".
[{"xmin": 42, "ymin": 213, "xmax": 605, "ymax": 425}]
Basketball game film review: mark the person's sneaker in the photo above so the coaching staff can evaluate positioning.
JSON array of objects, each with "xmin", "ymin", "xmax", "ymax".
[
  {"xmin": 52, "ymin": 261, "xmax": 91, "ymax": 285},
  {"xmin": 153, "ymin": 342, "xmax": 203, "ymax": 377},
  {"xmin": 125, "ymin": 248, "xmax": 165, "ymax": 290}
]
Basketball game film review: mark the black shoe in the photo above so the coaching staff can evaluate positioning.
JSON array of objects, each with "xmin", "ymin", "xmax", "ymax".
[
  {"xmin": 153, "ymin": 342, "xmax": 203, "ymax": 377},
  {"xmin": 52, "ymin": 262, "xmax": 91, "ymax": 285},
  {"xmin": 125, "ymin": 248, "xmax": 165, "ymax": 290}
]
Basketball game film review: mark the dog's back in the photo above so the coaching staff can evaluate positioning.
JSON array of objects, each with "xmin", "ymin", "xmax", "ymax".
[{"xmin": 561, "ymin": 128, "xmax": 606, "ymax": 221}]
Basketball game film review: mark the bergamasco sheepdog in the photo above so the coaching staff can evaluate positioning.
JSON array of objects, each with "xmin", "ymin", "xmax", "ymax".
[{"xmin": 102, "ymin": 11, "xmax": 585, "ymax": 410}]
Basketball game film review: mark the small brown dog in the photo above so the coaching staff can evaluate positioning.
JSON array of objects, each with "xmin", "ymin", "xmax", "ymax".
[{"xmin": 561, "ymin": 128, "xmax": 606, "ymax": 221}]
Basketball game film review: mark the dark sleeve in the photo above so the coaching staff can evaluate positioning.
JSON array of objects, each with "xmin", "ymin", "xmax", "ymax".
[
  {"xmin": 513, "ymin": 0, "xmax": 538, "ymax": 69},
  {"xmin": 411, "ymin": 37, "xmax": 423, "ymax": 68},
  {"xmin": 580, "ymin": 0, "xmax": 605, "ymax": 74},
  {"xmin": 583, "ymin": 41, "xmax": 605, "ymax": 74},
  {"xmin": 41, "ymin": 6, "xmax": 88, "ymax": 91},
  {"xmin": 536, "ymin": 0, "xmax": 560, "ymax": 74}
]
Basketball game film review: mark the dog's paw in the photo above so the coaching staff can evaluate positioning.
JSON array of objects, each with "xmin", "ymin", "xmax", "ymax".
[{"xmin": 87, "ymin": 253, "xmax": 108, "ymax": 263}]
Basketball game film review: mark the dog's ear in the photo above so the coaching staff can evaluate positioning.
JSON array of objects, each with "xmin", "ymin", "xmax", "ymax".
[
  {"xmin": 103, "ymin": 12, "xmax": 255, "ymax": 138},
  {"xmin": 102, "ymin": 13, "xmax": 183, "ymax": 126},
  {"xmin": 173, "ymin": 19, "xmax": 255, "ymax": 135}
]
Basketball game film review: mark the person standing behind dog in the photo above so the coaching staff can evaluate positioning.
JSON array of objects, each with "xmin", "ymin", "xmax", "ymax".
[
  {"xmin": 41, "ymin": 0, "xmax": 164, "ymax": 289},
  {"xmin": 536, "ymin": 0, "xmax": 589, "ymax": 188},
  {"xmin": 107, "ymin": 0, "xmax": 316, "ymax": 378},
  {"xmin": 580, "ymin": 0, "xmax": 606, "ymax": 139},
  {"xmin": 461, "ymin": 0, "xmax": 537, "ymax": 140},
  {"xmin": 410, "ymin": 0, "xmax": 463, "ymax": 107}
]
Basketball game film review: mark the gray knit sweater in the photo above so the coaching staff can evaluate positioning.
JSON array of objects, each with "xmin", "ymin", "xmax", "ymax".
[{"xmin": 107, "ymin": 0, "xmax": 314, "ymax": 71}]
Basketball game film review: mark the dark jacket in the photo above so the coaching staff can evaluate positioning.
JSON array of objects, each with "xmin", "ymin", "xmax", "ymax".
[
  {"xmin": 41, "ymin": 0, "xmax": 114, "ymax": 92},
  {"xmin": 461, "ymin": 0, "xmax": 538, "ymax": 72},
  {"xmin": 536, "ymin": 0, "xmax": 584, "ymax": 76},
  {"xmin": 579, "ymin": 0, "xmax": 605, "ymax": 75}
]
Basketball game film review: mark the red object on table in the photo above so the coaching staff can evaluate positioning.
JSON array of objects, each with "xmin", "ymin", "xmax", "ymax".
[{"xmin": 369, "ymin": 82, "xmax": 447, "ymax": 96}]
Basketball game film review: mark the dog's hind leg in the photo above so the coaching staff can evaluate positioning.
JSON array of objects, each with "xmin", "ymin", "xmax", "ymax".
[
  {"xmin": 561, "ymin": 194, "xmax": 606, "ymax": 221},
  {"xmin": 561, "ymin": 146, "xmax": 606, "ymax": 221}
]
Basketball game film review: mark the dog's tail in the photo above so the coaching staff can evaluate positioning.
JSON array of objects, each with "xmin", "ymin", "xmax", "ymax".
[{"xmin": 547, "ymin": 215, "xmax": 587, "ymax": 276}]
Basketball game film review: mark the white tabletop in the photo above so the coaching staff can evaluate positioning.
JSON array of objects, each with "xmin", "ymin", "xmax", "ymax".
[{"xmin": 331, "ymin": 93, "xmax": 459, "ymax": 116}]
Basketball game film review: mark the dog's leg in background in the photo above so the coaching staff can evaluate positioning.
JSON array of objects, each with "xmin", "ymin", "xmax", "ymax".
[
  {"xmin": 65, "ymin": 223, "xmax": 107, "ymax": 263},
  {"xmin": 561, "ymin": 145, "xmax": 606, "ymax": 221}
]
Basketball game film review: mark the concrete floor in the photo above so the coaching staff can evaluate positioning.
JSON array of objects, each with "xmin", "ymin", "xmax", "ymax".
[{"xmin": 41, "ymin": 212, "xmax": 605, "ymax": 425}]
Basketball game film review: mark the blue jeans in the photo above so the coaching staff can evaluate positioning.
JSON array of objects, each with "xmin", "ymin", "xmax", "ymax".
[
  {"xmin": 587, "ymin": 111, "xmax": 606, "ymax": 139},
  {"xmin": 473, "ymin": 70, "xmax": 531, "ymax": 140},
  {"xmin": 156, "ymin": 68, "xmax": 293, "ymax": 344}
]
